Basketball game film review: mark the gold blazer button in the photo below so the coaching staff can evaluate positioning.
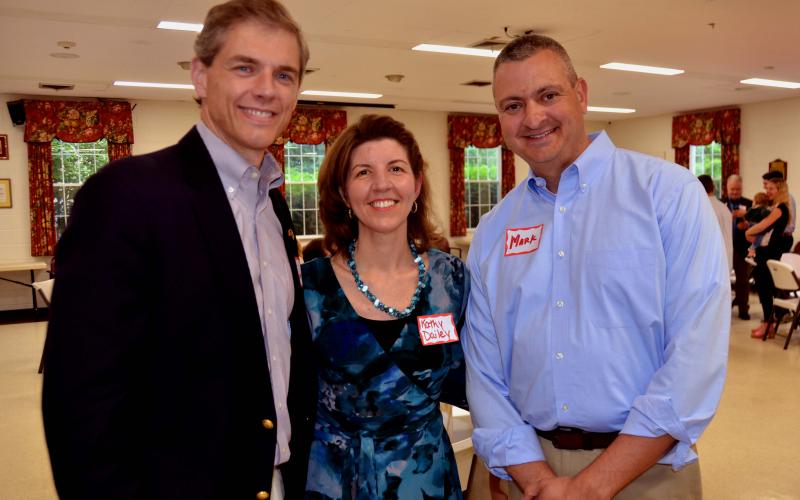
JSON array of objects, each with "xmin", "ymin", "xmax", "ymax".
[
  {"xmin": 256, "ymin": 490, "xmax": 269, "ymax": 500},
  {"xmin": 261, "ymin": 419, "xmax": 274, "ymax": 430}
]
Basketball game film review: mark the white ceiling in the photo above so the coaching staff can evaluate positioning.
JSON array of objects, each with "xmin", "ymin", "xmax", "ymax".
[{"xmin": 1, "ymin": 0, "xmax": 799, "ymax": 120}]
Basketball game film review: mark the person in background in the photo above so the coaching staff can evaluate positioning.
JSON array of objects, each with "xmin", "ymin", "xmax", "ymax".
[
  {"xmin": 464, "ymin": 34, "xmax": 729, "ymax": 500},
  {"xmin": 41, "ymin": 2, "xmax": 315, "ymax": 499},
  {"xmin": 302, "ymin": 114, "xmax": 469, "ymax": 499},
  {"xmin": 722, "ymin": 174, "xmax": 753, "ymax": 319},
  {"xmin": 747, "ymin": 176, "xmax": 791, "ymax": 339},
  {"xmin": 301, "ymin": 237, "xmax": 328, "ymax": 262},
  {"xmin": 763, "ymin": 170, "xmax": 795, "ymax": 253},
  {"xmin": 744, "ymin": 192, "xmax": 772, "ymax": 259},
  {"xmin": 699, "ymin": 174, "xmax": 732, "ymax": 271}
]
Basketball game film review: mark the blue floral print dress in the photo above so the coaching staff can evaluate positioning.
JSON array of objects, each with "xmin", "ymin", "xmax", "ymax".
[{"xmin": 301, "ymin": 249, "xmax": 469, "ymax": 500}]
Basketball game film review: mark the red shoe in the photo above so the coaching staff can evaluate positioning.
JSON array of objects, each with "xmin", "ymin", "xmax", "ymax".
[{"xmin": 751, "ymin": 324, "xmax": 767, "ymax": 338}]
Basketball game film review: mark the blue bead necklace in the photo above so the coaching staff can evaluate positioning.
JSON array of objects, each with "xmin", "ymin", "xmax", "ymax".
[{"xmin": 347, "ymin": 239, "xmax": 426, "ymax": 318}]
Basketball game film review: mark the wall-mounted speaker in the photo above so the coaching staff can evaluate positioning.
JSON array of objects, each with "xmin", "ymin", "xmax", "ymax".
[{"xmin": 7, "ymin": 100, "xmax": 25, "ymax": 126}]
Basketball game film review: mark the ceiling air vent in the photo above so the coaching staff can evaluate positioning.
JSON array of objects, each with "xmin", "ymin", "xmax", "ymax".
[
  {"xmin": 462, "ymin": 80, "xmax": 492, "ymax": 87},
  {"xmin": 471, "ymin": 36, "xmax": 509, "ymax": 51},
  {"xmin": 39, "ymin": 83, "xmax": 75, "ymax": 91}
]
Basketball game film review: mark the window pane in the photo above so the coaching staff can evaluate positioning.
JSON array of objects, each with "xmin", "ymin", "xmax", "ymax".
[
  {"xmin": 469, "ymin": 206, "xmax": 480, "ymax": 228},
  {"xmin": 291, "ymin": 210, "xmax": 304, "ymax": 234},
  {"xmin": 490, "ymin": 185, "xmax": 499, "ymax": 205},
  {"xmin": 467, "ymin": 182, "xmax": 478, "ymax": 205}
]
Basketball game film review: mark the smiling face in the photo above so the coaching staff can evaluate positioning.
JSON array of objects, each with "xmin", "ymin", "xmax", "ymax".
[
  {"xmin": 494, "ymin": 49, "xmax": 590, "ymax": 177},
  {"xmin": 345, "ymin": 138, "xmax": 422, "ymax": 239},
  {"xmin": 191, "ymin": 20, "xmax": 300, "ymax": 165},
  {"xmin": 765, "ymin": 180, "xmax": 779, "ymax": 201}
]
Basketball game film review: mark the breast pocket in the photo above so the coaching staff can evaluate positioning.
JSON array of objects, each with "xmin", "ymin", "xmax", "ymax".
[{"xmin": 582, "ymin": 249, "xmax": 661, "ymax": 328}]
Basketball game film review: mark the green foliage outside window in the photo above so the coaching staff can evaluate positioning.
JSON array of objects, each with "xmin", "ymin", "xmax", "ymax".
[
  {"xmin": 284, "ymin": 142, "xmax": 325, "ymax": 235},
  {"xmin": 52, "ymin": 138, "xmax": 109, "ymax": 238},
  {"xmin": 690, "ymin": 142, "xmax": 722, "ymax": 197}
]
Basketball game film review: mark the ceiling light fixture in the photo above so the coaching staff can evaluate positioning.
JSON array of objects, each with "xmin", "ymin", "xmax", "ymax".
[
  {"xmin": 301, "ymin": 90, "xmax": 382, "ymax": 99},
  {"xmin": 740, "ymin": 78, "xmax": 800, "ymax": 89},
  {"xmin": 587, "ymin": 106, "xmax": 636, "ymax": 114},
  {"xmin": 412, "ymin": 44, "xmax": 499, "ymax": 58},
  {"xmin": 157, "ymin": 21, "xmax": 203, "ymax": 32},
  {"xmin": 600, "ymin": 62, "xmax": 684, "ymax": 76},
  {"xmin": 114, "ymin": 81, "xmax": 195, "ymax": 89}
]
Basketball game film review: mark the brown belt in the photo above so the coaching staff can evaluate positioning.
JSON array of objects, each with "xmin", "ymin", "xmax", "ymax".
[{"xmin": 535, "ymin": 427, "xmax": 619, "ymax": 450}]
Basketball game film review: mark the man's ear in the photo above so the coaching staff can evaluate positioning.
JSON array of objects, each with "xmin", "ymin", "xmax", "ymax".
[{"xmin": 190, "ymin": 58, "xmax": 208, "ymax": 101}]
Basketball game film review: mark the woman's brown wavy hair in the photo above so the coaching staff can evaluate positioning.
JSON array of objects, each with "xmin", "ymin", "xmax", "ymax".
[{"xmin": 317, "ymin": 114, "xmax": 441, "ymax": 256}]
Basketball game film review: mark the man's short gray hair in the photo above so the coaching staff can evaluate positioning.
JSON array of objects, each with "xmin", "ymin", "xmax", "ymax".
[{"xmin": 493, "ymin": 34, "xmax": 577, "ymax": 84}]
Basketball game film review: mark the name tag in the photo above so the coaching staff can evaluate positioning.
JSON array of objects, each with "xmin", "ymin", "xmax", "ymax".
[
  {"xmin": 417, "ymin": 313, "xmax": 459, "ymax": 346},
  {"xmin": 505, "ymin": 224, "xmax": 543, "ymax": 256}
]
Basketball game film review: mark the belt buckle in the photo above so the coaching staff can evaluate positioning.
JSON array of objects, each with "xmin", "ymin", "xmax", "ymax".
[{"xmin": 551, "ymin": 426, "xmax": 584, "ymax": 450}]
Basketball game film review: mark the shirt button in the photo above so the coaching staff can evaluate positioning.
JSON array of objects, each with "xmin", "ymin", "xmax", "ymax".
[
  {"xmin": 272, "ymin": 356, "xmax": 277, "ymax": 362},
  {"xmin": 227, "ymin": 186, "xmax": 235, "ymax": 194},
  {"xmin": 559, "ymin": 206, "xmax": 566, "ymax": 213},
  {"xmin": 278, "ymin": 403, "xmax": 284, "ymax": 409},
  {"xmin": 267, "ymin": 308, "xmax": 273, "ymax": 316},
  {"xmin": 557, "ymin": 250, "xmax": 565, "ymax": 258},
  {"xmin": 250, "ymin": 171, "xmax": 259, "ymax": 179},
  {"xmin": 536, "ymin": 179, "xmax": 545, "ymax": 187},
  {"xmin": 561, "ymin": 403, "xmax": 569, "ymax": 412},
  {"xmin": 281, "ymin": 447, "xmax": 288, "ymax": 454},
  {"xmin": 556, "ymin": 300, "xmax": 565, "ymax": 308},
  {"xmin": 580, "ymin": 183, "xmax": 588, "ymax": 191},
  {"xmin": 555, "ymin": 352, "xmax": 564, "ymax": 360}
]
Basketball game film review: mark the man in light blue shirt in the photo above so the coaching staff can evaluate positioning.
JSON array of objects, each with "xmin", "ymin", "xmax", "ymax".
[{"xmin": 463, "ymin": 35, "xmax": 729, "ymax": 499}]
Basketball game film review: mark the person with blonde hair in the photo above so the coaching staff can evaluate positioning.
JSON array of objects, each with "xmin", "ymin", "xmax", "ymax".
[{"xmin": 747, "ymin": 176, "xmax": 792, "ymax": 338}]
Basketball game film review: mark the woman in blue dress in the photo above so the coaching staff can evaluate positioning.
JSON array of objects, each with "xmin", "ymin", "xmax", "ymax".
[{"xmin": 302, "ymin": 115, "xmax": 469, "ymax": 499}]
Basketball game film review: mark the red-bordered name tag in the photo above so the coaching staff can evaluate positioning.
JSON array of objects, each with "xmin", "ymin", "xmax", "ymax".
[
  {"xmin": 417, "ymin": 313, "xmax": 459, "ymax": 346},
  {"xmin": 504, "ymin": 224, "xmax": 544, "ymax": 256}
]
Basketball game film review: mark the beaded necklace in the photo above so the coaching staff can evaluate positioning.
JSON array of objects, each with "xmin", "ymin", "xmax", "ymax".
[{"xmin": 347, "ymin": 239, "xmax": 426, "ymax": 318}]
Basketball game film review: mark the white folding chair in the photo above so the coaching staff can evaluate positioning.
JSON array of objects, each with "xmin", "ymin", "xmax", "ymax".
[
  {"xmin": 32, "ymin": 279, "xmax": 54, "ymax": 373},
  {"xmin": 441, "ymin": 404, "xmax": 476, "ymax": 493},
  {"xmin": 765, "ymin": 260, "xmax": 800, "ymax": 349},
  {"xmin": 780, "ymin": 253, "xmax": 800, "ymax": 276}
]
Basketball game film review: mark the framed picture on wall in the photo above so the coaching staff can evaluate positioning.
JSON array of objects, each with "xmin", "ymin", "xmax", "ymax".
[
  {"xmin": 0, "ymin": 178, "xmax": 11, "ymax": 208},
  {"xmin": 0, "ymin": 134, "xmax": 8, "ymax": 160},
  {"xmin": 769, "ymin": 158, "xmax": 787, "ymax": 180}
]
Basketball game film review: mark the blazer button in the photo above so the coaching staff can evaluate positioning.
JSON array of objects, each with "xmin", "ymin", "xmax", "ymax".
[
  {"xmin": 262, "ymin": 419, "xmax": 274, "ymax": 430},
  {"xmin": 256, "ymin": 491, "xmax": 269, "ymax": 500}
]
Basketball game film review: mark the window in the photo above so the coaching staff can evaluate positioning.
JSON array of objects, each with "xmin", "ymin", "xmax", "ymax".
[
  {"xmin": 284, "ymin": 141, "xmax": 325, "ymax": 236},
  {"xmin": 464, "ymin": 145, "xmax": 501, "ymax": 229},
  {"xmin": 52, "ymin": 138, "xmax": 109, "ymax": 238},
  {"xmin": 690, "ymin": 141, "xmax": 722, "ymax": 197}
]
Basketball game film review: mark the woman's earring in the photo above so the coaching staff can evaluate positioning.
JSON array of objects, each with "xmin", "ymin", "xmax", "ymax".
[
  {"xmin": 412, "ymin": 201, "xmax": 418, "ymax": 214},
  {"xmin": 348, "ymin": 208, "xmax": 353, "ymax": 219}
]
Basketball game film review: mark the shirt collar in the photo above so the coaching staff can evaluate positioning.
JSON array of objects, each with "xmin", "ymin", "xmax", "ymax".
[
  {"xmin": 526, "ymin": 130, "xmax": 615, "ymax": 197},
  {"xmin": 195, "ymin": 121, "xmax": 284, "ymax": 192}
]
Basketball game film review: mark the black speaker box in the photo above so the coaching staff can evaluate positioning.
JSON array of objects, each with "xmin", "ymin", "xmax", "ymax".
[{"xmin": 7, "ymin": 100, "xmax": 25, "ymax": 126}]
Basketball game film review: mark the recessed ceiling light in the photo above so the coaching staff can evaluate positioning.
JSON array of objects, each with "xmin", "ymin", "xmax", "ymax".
[
  {"xmin": 600, "ymin": 62, "xmax": 684, "ymax": 76},
  {"xmin": 587, "ymin": 106, "xmax": 636, "ymax": 114},
  {"xmin": 412, "ymin": 44, "xmax": 499, "ymax": 58},
  {"xmin": 50, "ymin": 53, "xmax": 80, "ymax": 59},
  {"xmin": 114, "ymin": 81, "xmax": 194, "ymax": 89},
  {"xmin": 740, "ymin": 78, "xmax": 800, "ymax": 89},
  {"xmin": 301, "ymin": 90, "xmax": 382, "ymax": 99},
  {"xmin": 157, "ymin": 21, "xmax": 203, "ymax": 32}
]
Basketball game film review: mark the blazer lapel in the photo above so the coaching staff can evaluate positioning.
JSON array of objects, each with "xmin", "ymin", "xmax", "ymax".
[{"xmin": 177, "ymin": 128, "xmax": 262, "ymax": 330}]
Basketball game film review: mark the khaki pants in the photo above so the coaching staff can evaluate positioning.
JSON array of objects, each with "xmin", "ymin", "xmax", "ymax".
[{"xmin": 507, "ymin": 437, "xmax": 702, "ymax": 500}]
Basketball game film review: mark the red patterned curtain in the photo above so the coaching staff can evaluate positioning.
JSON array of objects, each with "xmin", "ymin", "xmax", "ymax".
[
  {"xmin": 447, "ymin": 114, "xmax": 515, "ymax": 237},
  {"xmin": 23, "ymin": 99, "xmax": 134, "ymax": 256},
  {"xmin": 267, "ymin": 107, "xmax": 347, "ymax": 194},
  {"xmin": 672, "ymin": 108, "xmax": 740, "ymax": 195}
]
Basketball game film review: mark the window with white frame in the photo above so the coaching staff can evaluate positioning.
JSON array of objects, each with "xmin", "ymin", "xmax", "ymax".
[
  {"xmin": 52, "ymin": 138, "xmax": 109, "ymax": 239},
  {"xmin": 464, "ymin": 145, "xmax": 501, "ymax": 229},
  {"xmin": 690, "ymin": 141, "xmax": 722, "ymax": 197},
  {"xmin": 284, "ymin": 141, "xmax": 325, "ymax": 236}
]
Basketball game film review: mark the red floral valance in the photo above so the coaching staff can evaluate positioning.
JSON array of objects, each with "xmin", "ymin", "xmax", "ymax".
[
  {"xmin": 273, "ymin": 107, "xmax": 347, "ymax": 146},
  {"xmin": 447, "ymin": 114, "xmax": 515, "ymax": 237},
  {"xmin": 671, "ymin": 108, "xmax": 740, "ymax": 149},
  {"xmin": 448, "ymin": 114, "xmax": 505, "ymax": 149},
  {"xmin": 23, "ymin": 100, "xmax": 134, "ymax": 144}
]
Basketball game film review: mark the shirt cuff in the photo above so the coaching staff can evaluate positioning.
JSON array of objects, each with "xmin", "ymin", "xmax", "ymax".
[
  {"xmin": 472, "ymin": 424, "xmax": 543, "ymax": 480},
  {"xmin": 621, "ymin": 395, "xmax": 697, "ymax": 471}
]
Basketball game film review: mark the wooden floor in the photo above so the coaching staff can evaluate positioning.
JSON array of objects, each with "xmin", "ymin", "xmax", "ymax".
[{"xmin": 1, "ymin": 295, "xmax": 799, "ymax": 499}]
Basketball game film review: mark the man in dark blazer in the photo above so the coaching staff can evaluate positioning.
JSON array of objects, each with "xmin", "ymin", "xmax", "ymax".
[
  {"xmin": 41, "ymin": 1, "xmax": 315, "ymax": 499},
  {"xmin": 723, "ymin": 174, "xmax": 753, "ymax": 319}
]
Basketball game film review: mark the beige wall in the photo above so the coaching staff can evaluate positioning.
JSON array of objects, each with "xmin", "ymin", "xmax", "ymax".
[{"xmin": 604, "ymin": 95, "xmax": 800, "ymax": 213}]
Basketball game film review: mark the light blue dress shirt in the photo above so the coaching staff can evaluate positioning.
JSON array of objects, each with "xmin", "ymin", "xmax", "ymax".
[
  {"xmin": 463, "ymin": 131, "xmax": 730, "ymax": 479},
  {"xmin": 197, "ymin": 122, "xmax": 294, "ymax": 466}
]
